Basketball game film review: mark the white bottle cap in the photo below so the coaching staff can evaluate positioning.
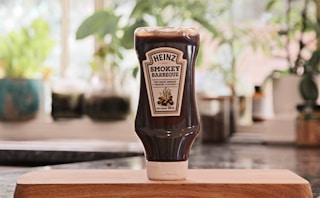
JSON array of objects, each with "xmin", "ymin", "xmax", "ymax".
[{"xmin": 146, "ymin": 160, "xmax": 188, "ymax": 181}]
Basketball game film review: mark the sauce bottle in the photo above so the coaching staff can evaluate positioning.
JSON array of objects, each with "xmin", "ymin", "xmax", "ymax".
[
  {"xmin": 252, "ymin": 85, "xmax": 274, "ymax": 122},
  {"xmin": 134, "ymin": 27, "xmax": 200, "ymax": 180}
]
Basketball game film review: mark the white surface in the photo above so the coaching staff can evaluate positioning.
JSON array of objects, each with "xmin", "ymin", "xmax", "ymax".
[
  {"xmin": 232, "ymin": 114, "xmax": 296, "ymax": 144},
  {"xmin": 272, "ymin": 75, "xmax": 302, "ymax": 115},
  {"xmin": 262, "ymin": 114, "xmax": 296, "ymax": 143},
  {"xmin": 0, "ymin": 113, "xmax": 296, "ymax": 152},
  {"xmin": 0, "ymin": 116, "xmax": 144, "ymax": 153},
  {"xmin": 0, "ymin": 116, "xmax": 140, "ymax": 142},
  {"xmin": 0, "ymin": 140, "xmax": 143, "ymax": 152},
  {"xmin": 146, "ymin": 160, "xmax": 188, "ymax": 181}
]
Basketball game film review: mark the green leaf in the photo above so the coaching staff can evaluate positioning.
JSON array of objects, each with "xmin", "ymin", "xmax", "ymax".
[
  {"xmin": 196, "ymin": 43, "xmax": 204, "ymax": 68},
  {"xmin": 300, "ymin": 75, "xmax": 319, "ymax": 102},
  {"xmin": 0, "ymin": 18, "xmax": 55, "ymax": 78},
  {"xmin": 121, "ymin": 19, "xmax": 148, "ymax": 49},
  {"xmin": 132, "ymin": 66, "xmax": 139, "ymax": 78},
  {"xmin": 30, "ymin": 18, "xmax": 50, "ymax": 36},
  {"xmin": 265, "ymin": 0, "xmax": 276, "ymax": 11},
  {"xmin": 308, "ymin": 49, "xmax": 320, "ymax": 72},
  {"xmin": 76, "ymin": 10, "xmax": 119, "ymax": 40},
  {"xmin": 193, "ymin": 15, "xmax": 220, "ymax": 37},
  {"xmin": 130, "ymin": 0, "xmax": 153, "ymax": 18},
  {"xmin": 97, "ymin": 16, "xmax": 120, "ymax": 39}
]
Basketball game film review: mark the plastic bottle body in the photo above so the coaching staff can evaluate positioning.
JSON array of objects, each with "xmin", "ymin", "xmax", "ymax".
[{"xmin": 134, "ymin": 27, "xmax": 200, "ymax": 180}]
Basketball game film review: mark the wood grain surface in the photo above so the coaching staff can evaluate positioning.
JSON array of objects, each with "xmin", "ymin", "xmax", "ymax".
[{"xmin": 14, "ymin": 169, "xmax": 312, "ymax": 198}]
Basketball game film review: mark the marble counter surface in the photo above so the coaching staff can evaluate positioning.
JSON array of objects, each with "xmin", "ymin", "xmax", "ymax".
[
  {"xmin": 0, "ymin": 140, "xmax": 143, "ymax": 166},
  {"xmin": 1, "ymin": 143, "xmax": 320, "ymax": 197}
]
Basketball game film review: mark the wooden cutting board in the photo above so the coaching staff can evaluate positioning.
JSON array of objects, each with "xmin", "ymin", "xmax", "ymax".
[{"xmin": 14, "ymin": 169, "xmax": 312, "ymax": 198}]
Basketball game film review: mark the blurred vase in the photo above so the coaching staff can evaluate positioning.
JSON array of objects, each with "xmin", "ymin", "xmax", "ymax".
[
  {"xmin": 0, "ymin": 78, "xmax": 40, "ymax": 121},
  {"xmin": 296, "ymin": 104, "xmax": 320, "ymax": 147},
  {"xmin": 273, "ymin": 75, "xmax": 302, "ymax": 115},
  {"xmin": 198, "ymin": 96, "xmax": 233, "ymax": 143},
  {"xmin": 51, "ymin": 79, "xmax": 86, "ymax": 120},
  {"xmin": 84, "ymin": 69, "xmax": 131, "ymax": 121},
  {"xmin": 237, "ymin": 95, "xmax": 253, "ymax": 126}
]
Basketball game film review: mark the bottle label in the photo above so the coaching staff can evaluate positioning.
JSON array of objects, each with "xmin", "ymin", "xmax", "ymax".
[{"xmin": 143, "ymin": 47, "xmax": 187, "ymax": 117}]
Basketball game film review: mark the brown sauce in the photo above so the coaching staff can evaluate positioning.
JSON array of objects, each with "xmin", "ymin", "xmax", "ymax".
[{"xmin": 134, "ymin": 27, "xmax": 200, "ymax": 162}]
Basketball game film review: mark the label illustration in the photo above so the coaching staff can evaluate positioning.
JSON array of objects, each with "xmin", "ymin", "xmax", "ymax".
[{"xmin": 143, "ymin": 47, "xmax": 186, "ymax": 117}]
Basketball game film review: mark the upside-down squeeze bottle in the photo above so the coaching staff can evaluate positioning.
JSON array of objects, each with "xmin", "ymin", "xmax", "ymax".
[{"xmin": 134, "ymin": 27, "xmax": 200, "ymax": 180}]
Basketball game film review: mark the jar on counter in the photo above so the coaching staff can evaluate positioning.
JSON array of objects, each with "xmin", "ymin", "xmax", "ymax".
[
  {"xmin": 296, "ymin": 104, "xmax": 320, "ymax": 147},
  {"xmin": 84, "ymin": 68, "xmax": 131, "ymax": 121},
  {"xmin": 198, "ymin": 96, "xmax": 231, "ymax": 143},
  {"xmin": 51, "ymin": 79, "xmax": 86, "ymax": 120},
  {"xmin": 252, "ymin": 86, "xmax": 274, "ymax": 122}
]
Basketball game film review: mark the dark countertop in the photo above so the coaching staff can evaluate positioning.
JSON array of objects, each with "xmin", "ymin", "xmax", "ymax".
[{"xmin": 1, "ymin": 143, "xmax": 320, "ymax": 197}]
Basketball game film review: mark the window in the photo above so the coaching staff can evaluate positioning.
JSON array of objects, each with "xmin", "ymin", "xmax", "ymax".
[
  {"xmin": 0, "ymin": 0, "xmax": 99, "ymax": 79},
  {"xmin": 0, "ymin": 0, "xmax": 294, "ymax": 119},
  {"xmin": 0, "ymin": 0, "xmax": 62, "ymax": 75}
]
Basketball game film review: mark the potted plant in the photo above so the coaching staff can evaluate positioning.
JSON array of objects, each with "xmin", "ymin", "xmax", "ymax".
[
  {"xmin": 266, "ymin": 0, "xmax": 320, "ymax": 145},
  {"xmin": 76, "ymin": 9, "xmax": 132, "ymax": 121},
  {"xmin": 75, "ymin": 1, "xmax": 211, "ymax": 121},
  {"xmin": 188, "ymin": 0, "xmax": 276, "ymax": 142},
  {"xmin": 296, "ymin": 14, "xmax": 320, "ymax": 146},
  {"xmin": 296, "ymin": 65, "xmax": 320, "ymax": 146},
  {"xmin": 112, "ymin": 0, "xmax": 271, "ymax": 138},
  {"xmin": 265, "ymin": 0, "xmax": 320, "ymax": 115},
  {"xmin": 0, "ymin": 18, "xmax": 55, "ymax": 121}
]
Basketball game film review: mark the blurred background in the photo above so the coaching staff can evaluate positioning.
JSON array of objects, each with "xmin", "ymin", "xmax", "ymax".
[
  {"xmin": 1, "ymin": 0, "xmax": 320, "ymax": 150},
  {"xmin": 2, "ymin": 2, "xmax": 320, "ymax": 196}
]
